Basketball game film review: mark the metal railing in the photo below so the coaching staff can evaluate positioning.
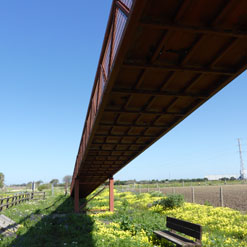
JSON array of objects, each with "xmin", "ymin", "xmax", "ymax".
[{"xmin": 71, "ymin": 0, "xmax": 133, "ymax": 191}]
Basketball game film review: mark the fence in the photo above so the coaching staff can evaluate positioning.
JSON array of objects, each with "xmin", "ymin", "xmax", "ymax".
[
  {"xmin": 0, "ymin": 192, "xmax": 45, "ymax": 212},
  {"xmin": 118, "ymin": 184, "xmax": 247, "ymax": 211}
]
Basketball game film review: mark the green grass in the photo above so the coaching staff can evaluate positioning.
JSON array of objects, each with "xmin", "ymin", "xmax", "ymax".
[
  {"xmin": 115, "ymin": 179, "xmax": 247, "ymax": 191},
  {"xmin": 0, "ymin": 192, "xmax": 94, "ymax": 247},
  {"xmin": 1, "ymin": 189, "xmax": 247, "ymax": 247}
]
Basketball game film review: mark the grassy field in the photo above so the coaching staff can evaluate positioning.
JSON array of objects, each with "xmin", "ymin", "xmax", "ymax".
[
  {"xmin": 0, "ymin": 189, "xmax": 247, "ymax": 246},
  {"xmin": 115, "ymin": 179, "xmax": 247, "ymax": 190}
]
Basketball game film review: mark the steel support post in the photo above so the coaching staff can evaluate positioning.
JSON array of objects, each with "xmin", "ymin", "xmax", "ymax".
[
  {"xmin": 74, "ymin": 179, "xmax": 80, "ymax": 213},
  {"xmin": 109, "ymin": 177, "xmax": 114, "ymax": 212}
]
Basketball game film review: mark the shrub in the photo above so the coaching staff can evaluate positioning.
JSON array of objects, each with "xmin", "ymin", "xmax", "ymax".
[
  {"xmin": 38, "ymin": 183, "xmax": 50, "ymax": 191},
  {"xmin": 117, "ymin": 208, "xmax": 166, "ymax": 238},
  {"xmin": 149, "ymin": 191, "xmax": 163, "ymax": 197},
  {"xmin": 153, "ymin": 194, "xmax": 184, "ymax": 209},
  {"xmin": 204, "ymin": 200, "xmax": 212, "ymax": 206}
]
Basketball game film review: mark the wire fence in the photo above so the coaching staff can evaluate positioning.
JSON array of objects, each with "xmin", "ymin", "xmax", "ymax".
[{"xmin": 117, "ymin": 184, "xmax": 247, "ymax": 211}]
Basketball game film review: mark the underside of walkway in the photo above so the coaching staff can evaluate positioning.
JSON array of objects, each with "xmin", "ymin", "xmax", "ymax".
[{"xmin": 71, "ymin": 0, "xmax": 247, "ymax": 198}]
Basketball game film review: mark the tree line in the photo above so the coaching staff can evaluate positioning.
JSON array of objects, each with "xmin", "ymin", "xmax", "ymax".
[
  {"xmin": 0, "ymin": 172, "xmax": 72, "ymax": 191},
  {"xmin": 111, "ymin": 178, "xmax": 209, "ymax": 185}
]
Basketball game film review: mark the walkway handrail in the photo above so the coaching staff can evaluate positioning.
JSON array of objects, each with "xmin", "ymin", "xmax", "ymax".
[{"xmin": 71, "ymin": 0, "xmax": 133, "ymax": 192}]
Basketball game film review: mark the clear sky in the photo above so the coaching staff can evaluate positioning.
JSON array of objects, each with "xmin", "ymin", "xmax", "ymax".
[{"xmin": 1, "ymin": 1, "xmax": 247, "ymax": 185}]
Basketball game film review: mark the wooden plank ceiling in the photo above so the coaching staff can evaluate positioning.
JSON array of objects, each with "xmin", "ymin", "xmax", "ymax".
[{"xmin": 71, "ymin": 0, "xmax": 247, "ymax": 197}]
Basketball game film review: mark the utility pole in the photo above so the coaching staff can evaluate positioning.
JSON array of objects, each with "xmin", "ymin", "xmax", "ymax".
[{"xmin": 238, "ymin": 138, "xmax": 245, "ymax": 180}]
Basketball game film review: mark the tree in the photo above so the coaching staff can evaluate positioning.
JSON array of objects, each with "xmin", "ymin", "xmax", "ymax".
[
  {"xmin": 0, "ymin": 172, "xmax": 4, "ymax": 188},
  {"xmin": 36, "ymin": 180, "xmax": 43, "ymax": 187},
  {"xmin": 63, "ymin": 175, "xmax": 72, "ymax": 185},
  {"xmin": 26, "ymin": 182, "xmax": 32, "ymax": 189},
  {"xmin": 50, "ymin": 179, "xmax": 59, "ymax": 186},
  {"xmin": 63, "ymin": 175, "xmax": 72, "ymax": 196}
]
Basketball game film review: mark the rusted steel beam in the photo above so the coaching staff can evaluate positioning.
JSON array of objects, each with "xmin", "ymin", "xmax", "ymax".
[
  {"xmin": 109, "ymin": 177, "xmax": 114, "ymax": 212},
  {"xmin": 79, "ymin": 173, "xmax": 113, "ymax": 178},
  {"xmin": 122, "ymin": 63, "xmax": 236, "ymax": 76},
  {"xmin": 101, "ymin": 65, "xmax": 108, "ymax": 84},
  {"xmin": 87, "ymin": 154, "xmax": 134, "ymax": 157},
  {"xmin": 77, "ymin": 174, "xmax": 109, "ymax": 178},
  {"xmin": 149, "ymin": 0, "xmax": 240, "ymax": 92},
  {"xmin": 71, "ymin": 0, "xmax": 118, "ymax": 184},
  {"xmin": 180, "ymin": 35, "xmax": 207, "ymax": 66},
  {"xmin": 95, "ymin": 133, "xmax": 155, "ymax": 137},
  {"xmin": 72, "ymin": 0, "xmax": 149, "ymax": 187},
  {"xmin": 210, "ymin": 38, "xmax": 239, "ymax": 67},
  {"xmin": 104, "ymin": 108, "xmax": 185, "ymax": 116},
  {"xmin": 89, "ymin": 143, "xmax": 146, "ymax": 148},
  {"xmin": 92, "ymin": 142, "xmax": 144, "ymax": 147},
  {"xmin": 150, "ymin": 0, "xmax": 193, "ymax": 62},
  {"xmin": 71, "ymin": 0, "xmax": 247, "ymax": 199},
  {"xmin": 112, "ymin": 88, "xmax": 208, "ymax": 99},
  {"xmin": 212, "ymin": 0, "xmax": 239, "ymax": 25},
  {"xmin": 79, "ymin": 182, "xmax": 106, "ymax": 185},
  {"xmin": 140, "ymin": 21, "xmax": 247, "ymax": 38},
  {"xmin": 99, "ymin": 122, "xmax": 168, "ymax": 128},
  {"xmin": 115, "ymin": 0, "xmax": 130, "ymax": 17}
]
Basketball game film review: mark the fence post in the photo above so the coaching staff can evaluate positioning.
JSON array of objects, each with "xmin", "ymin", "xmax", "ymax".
[
  {"xmin": 43, "ymin": 192, "xmax": 46, "ymax": 200},
  {"xmin": 191, "ymin": 187, "xmax": 195, "ymax": 203},
  {"xmin": 109, "ymin": 177, "xmax": 114, "ymax": 212},
  {"xmin": 32, "ymin": 181, "xmax": 35, "ymax": 191},
  {"xmin": 0, "ymin": 199, "xmax": 3, "ymax": 211},
  {"xmin": 220, "ymin": 186, "xmax": 224, "ymax": 207},
  {"xmin": 6, "ymin": 197, "xmax": 9, "ymax": 208}
]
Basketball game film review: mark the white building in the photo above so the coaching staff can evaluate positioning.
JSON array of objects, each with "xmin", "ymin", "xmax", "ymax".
[{"xmin": 205, "ymin": 174, "xmax": 238, "ymax": 180}]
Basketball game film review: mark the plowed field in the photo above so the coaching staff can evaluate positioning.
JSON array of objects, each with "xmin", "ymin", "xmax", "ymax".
[{"xmin": 132, "ymin": 184, "xmax": 247, "ymax": 211}]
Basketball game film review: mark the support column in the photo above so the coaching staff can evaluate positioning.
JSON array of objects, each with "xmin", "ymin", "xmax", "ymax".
[
  {"xmin": 74, "ymin": 179, "xmax": 80, "ymax": 213},
  {"xmin": 109, "ymin": 176, "xmax": 114, "ymax": 212}
]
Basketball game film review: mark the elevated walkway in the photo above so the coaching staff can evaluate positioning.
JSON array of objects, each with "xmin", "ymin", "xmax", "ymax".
[{"xmin": 71, "ymin": 0, "xmax": 247, "ymax": 203}]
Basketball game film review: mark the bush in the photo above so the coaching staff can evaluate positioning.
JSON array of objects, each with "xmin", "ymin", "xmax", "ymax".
[
  {"xmin": 149, "ymin": 191, "xmax": 163, "ymax": 197},
  {"xmin": 153, "ymin": 194, "xmax": 184, "ymax": 209},
  {"xmin": 116, "ymin": 208, "xmax": 166, "ymax": 238},
  {"xmin": 38, "ymin": 183, "xmax": 51, "ymax": 191},
  {"xmin": 204, "ymin": 200, "xmax": 212, "ymax": 206}
]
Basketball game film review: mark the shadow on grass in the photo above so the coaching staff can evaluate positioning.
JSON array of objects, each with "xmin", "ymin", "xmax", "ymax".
[{"xmin": 9, "ymin": 196, "xmax": 95, "ymax": 247}]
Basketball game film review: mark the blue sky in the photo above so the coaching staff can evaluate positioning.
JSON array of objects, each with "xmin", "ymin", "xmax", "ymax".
[{"xmin": 1, "ymin": 1, "xmax": 247, "ymax": 185}]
